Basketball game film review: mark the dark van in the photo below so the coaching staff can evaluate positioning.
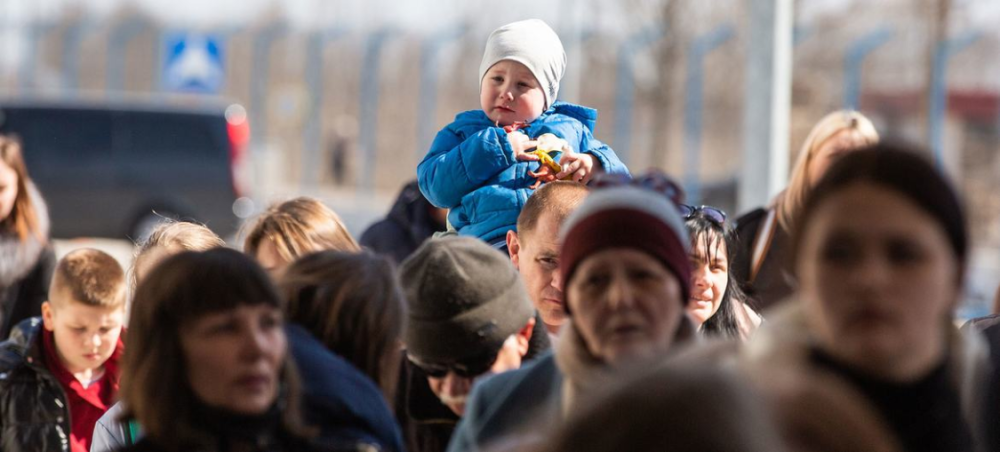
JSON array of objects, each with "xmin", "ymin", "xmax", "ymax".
[{"xmin": 0, "ymin": 99, "xmax": 250, "ymax": 240}]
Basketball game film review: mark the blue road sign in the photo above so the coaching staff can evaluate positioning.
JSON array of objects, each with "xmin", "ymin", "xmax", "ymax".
[{"xmin": 162, "ymin": 32, "xmax": 225, "ymax": 93}]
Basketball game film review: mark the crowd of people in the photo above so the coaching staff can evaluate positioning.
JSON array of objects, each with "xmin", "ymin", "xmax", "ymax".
[{"xmin": 0, "ymin": 17, "xmax": 997, "ymax": 452}]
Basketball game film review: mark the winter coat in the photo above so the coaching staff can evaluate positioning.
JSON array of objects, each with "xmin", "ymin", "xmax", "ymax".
[
  {"xmin": 117, "ymin": 405, "xmax": 341, "ymax": 452},
  {"xmin": 360, "ymin": 181, "xmax": 446, "ymax": 264},
  {"xmin": 445, "ymin": 353, "xmax": 562, "ymax": 452},
  {"xmin": 286, "ymin": 324, "xmax": 405, "ymax": 452},
  {"xmin": 0, "ymin": 184, "xmax": 55, "ymax": 340},
  {"xmin": 962, "ymin": 314, "xmax": 1000, "ymax": 450},
  {"xmin": 743, "ymin": 302, "xmax": 995, "ymax": 452},
  {"xmin": 417, "ymin": 102, "xmax": 629, "ymax": 242},
  {"xmin": 394, "ymin": 359, "xmax": 460, "ymax": 452},
  {"xmin": 731, "ymin": 207, "xmax": 794, "ymax": 311},
  {"xmin": 0, "ymin": 318, "xmax": 72, "ymax": 452},
  {"xmin": 91, "ymin": 402, "xmax": 131, "ymax": 452},
  {"xmin": 397, "ymin": 314, "xmax": 552, "ymax": 452},
  {"xmin": 963, "ymin": 314, "xmax": 1000, "ymax": 377},
  {"xmin": 447, "ymin": 317, "xmax": 695, "ymax": 452}
]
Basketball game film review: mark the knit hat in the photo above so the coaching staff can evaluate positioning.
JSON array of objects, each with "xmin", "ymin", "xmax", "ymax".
[
  {"xmin": 479, "ymin": 19, "xmax": 567, "ymax": 111},
  {"xmin": 400, "ymin": 236, "xmax": 535, "ymax": 364},
  {"xmin": 559, "ymin": 186, "xmax": 692, "ymax": 312}
]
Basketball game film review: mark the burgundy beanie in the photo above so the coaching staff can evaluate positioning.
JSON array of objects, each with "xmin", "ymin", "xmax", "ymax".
[{"xmin": 559, "ymin": 186, "xmax": 692, "ymax": 312}]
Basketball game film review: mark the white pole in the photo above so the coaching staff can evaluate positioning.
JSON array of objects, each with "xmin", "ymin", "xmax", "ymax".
[{"xmin": 738, "ymin": 0, "xmax": 793, "ymax": 214}]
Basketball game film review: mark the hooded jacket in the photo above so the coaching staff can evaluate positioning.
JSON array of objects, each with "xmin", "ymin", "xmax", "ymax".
[
  {"xmin": 360, "ymin": 181, "xmax": 446, "ymax": 264},
  {"xmin": 0, "ymin": 183, "xmax": 55, "ymax": 340},
  {"xmin": 417, "ymin": 102, "xmax": 629, "ymax": 242}
]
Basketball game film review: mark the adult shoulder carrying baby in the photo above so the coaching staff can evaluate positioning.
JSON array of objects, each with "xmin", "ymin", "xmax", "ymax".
[{"xmin": 417, "ymin": 19, "xmax": 630, "ymax": 249}]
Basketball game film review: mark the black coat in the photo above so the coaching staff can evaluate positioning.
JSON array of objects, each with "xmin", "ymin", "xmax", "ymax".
[
  {"xmin": 0, "ymin": 185, "xmax": 56, "ymax": 340},
  {"xmin": 731, "ymin": 207, "xmax": 795, "ymax": 311},
  {"xmin": 286, "ymin": 324, "xmax": 405, "ymax": 452},
  {"xmin": 394, "ymin": 358, "xmax": 459, "ymax": 452},
  {"xmin": 0, "ymin": 318, "xmax": 72, "ymax": 452},
  {"xmin": 360, "ymin": 182, "xmax": 446, "ymax": 264},
  {"xmin": 0, "ymin": 241, "xmax": 54, "ymax": 341}
]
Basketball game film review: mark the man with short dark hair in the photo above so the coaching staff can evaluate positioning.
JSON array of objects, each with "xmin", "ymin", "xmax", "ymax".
[{"xmin": 506, "ymin": 181, "xmax": 588, "ymax": 335}]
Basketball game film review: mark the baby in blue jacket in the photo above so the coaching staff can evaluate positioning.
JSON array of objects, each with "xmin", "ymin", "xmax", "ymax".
[{"xmin": 417, "ymin": 19, "xmax": 629, "ymax": 247}]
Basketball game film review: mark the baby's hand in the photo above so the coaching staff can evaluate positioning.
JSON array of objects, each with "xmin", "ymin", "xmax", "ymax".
[
  {"xmin": 507, "ymin": 131, "xmax": 539, "ymax": 162},
  {"xmin": 556, "ymin": 151, "xmax": 600, "ymax": 184}
]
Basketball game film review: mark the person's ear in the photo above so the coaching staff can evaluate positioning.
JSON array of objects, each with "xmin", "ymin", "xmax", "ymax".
[
  {"xmin": 515, "ymin": 316, "xmax": 535, "ymax": 357},
  {"xmin": 507, "ymin": 230, "xmax": 521, "ymax": 269},
  {"xmin": 41, "ymin": 301, "xmax": 55, "ymax": 332}
]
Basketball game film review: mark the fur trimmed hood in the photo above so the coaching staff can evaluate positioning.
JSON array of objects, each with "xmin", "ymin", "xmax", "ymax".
[{"xmin": 0, "ymin": 183, "xmax": 50, "ymax": 288}]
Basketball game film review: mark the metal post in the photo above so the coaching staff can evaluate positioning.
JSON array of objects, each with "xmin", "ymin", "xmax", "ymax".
[
  {"xmin": 357, "ymin": 27, "xmax": 399, "ymax": 194},
  {"xmin": 843, "ymin": 27, "xmax": 893, "ymax": 110},
  {"xmin": 302, "ymin": 26, "xmax": 349, "ymax": 190},
  {"xmin": 560, "ymin": 28, "xmax": 596, "ymax": 105},
  {"xmin": 62, "ymin": 19, "xmax": 100, "ymax": 94},
  {"xmin": 416, "ymin": 25, "xmax": 467, "ymax": 157},
  {"xmin": 106, "ymin": 18, "xmax": 150, "ymax": 97},
  {"xmin": 684, "ymin": 24, "xmax": 734, "ymax": 205},
  {"xmin": 614, "ymin": 26, "xmax": 665, "ymax": 165},
  {"xmin": 249, "ymin": 23, "xmax": 289, "ymax": 149},
  {"xmin": 792, "ymin": 25, "xmax": 811, "ymax": 46},
  {"xmin": 19, "ymin": 22, "xmax": 58, "ymax": 94},
  {"xmin": 738, "ymin": 0, "xmax": 793, "ymax": 214},
  {"xmin": 928, "ymin": 30, "xmax": 980, "ymax": 168}
]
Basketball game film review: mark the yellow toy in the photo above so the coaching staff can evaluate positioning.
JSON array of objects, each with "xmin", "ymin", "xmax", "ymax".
[{"xmin": 526, "ymin": 133, "xmax": 569, "ymax": 189}]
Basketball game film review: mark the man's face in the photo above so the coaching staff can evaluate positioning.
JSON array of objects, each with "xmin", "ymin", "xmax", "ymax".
[
  {"xmin": 509, "ymin": 211, "xmax": 564, "ymax": 334},
  {"xmin": 425, "ymin": 333, "xmax": 528, "ymax": 416}
]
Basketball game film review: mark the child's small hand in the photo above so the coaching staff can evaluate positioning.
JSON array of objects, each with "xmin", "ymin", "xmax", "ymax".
[
  {"xmin": 557, "ymin": 151, "xmax": 600, "ymax": 184},
  {"xmin": 507, "ymin": 131, "xmax": 540, "ymax": 162}
]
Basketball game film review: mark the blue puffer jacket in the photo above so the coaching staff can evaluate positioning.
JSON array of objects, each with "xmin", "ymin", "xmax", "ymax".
[{"xmin": 417, "ymin": 102, "xmax": 629, "ymax": 242}]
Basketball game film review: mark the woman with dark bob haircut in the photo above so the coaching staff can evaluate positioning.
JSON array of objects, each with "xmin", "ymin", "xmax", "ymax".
[
  {"xmin": 118, "ymin": 248, "xmax": 329, "ymax": 452},
  {"xmin": 740, "ymin": 144, "xmax": 997, "ymax": 452}
]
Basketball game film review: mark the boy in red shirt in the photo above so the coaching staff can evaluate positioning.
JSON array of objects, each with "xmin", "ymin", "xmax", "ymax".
[{"xmin": 0, "ymin": 248, "xmax": 126, "ymax": 452}]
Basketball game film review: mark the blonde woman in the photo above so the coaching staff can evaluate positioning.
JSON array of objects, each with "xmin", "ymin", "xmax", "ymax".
[
  {"xmin": 732, "ymin": 111, "xmax": 878, "ymax": 310},
  {"xmin": 243, "ymin": 197, "xmax": 361, "ymax": 276}
]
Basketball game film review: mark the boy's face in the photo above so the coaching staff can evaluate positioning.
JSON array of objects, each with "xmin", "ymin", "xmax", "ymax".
[
  {"xmin": 480, "ymin": 60, "xmax": 546, "ymax": 126},
  {"xmin": 42, "ymin": 291, "xmax": 125, "ymax": 374}
]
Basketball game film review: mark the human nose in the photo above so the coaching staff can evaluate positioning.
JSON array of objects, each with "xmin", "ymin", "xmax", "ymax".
[
  {"xmin": 606, "ymin": 273, "xmax": 635, "ymax": 310},
  {"xmin": 552, "ymin": 267, "xmax": 563, "ymax": 292},
  {"xmin": 85, "ymin": 333, "xmax": 101, "ymax": 349},
  {"xmin": 240, "ymin": 324, "xmax": 269, "ymax": 360},
  {"xmin": 498, "ymin": 84, "xmax": 514, "ymax": 100},
  {"xmin": 691, "ymin": 265, "xmax": 710, "ymax": 290},
  {"xmin": 852, "ymin": 254, "xmax": 890, "ymax": 291},
  {"xmin": 442, "ymin": 372, "xmax": 469, "ymax": 396}
]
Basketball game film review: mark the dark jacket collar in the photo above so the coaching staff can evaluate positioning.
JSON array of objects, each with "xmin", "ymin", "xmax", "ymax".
[{"xmin": 0, "ymin": 317, "xmax": 44, "ymax": 372}]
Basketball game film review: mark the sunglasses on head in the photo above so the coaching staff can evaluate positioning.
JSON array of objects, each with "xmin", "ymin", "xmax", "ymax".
[
  {"xmin": 678, "ymin": 204, "xmax": 727, "ymax": 225},
  {"xmin": 409, "ymin": 345, "xmax": 502, "ymax": 379}
]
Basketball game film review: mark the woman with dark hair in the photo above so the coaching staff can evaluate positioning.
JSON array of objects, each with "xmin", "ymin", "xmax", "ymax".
[
  {"xmin": 0, "ymin": 135, "xmax": 55, "ymax": 339},
  {"xmin": 741, "ymin": 145, "xmax": 995, "ymax": 451},
  {"xmin": 682, "ymin": 207, "xmax": 760, "ymax": 340},
  {"xmin": 280, "ymin": 251, "xmax": 405, "ymax": 402},
  {"xmin": 118, "ymin": 248, "xmax": 377, "ymax": 452}
]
